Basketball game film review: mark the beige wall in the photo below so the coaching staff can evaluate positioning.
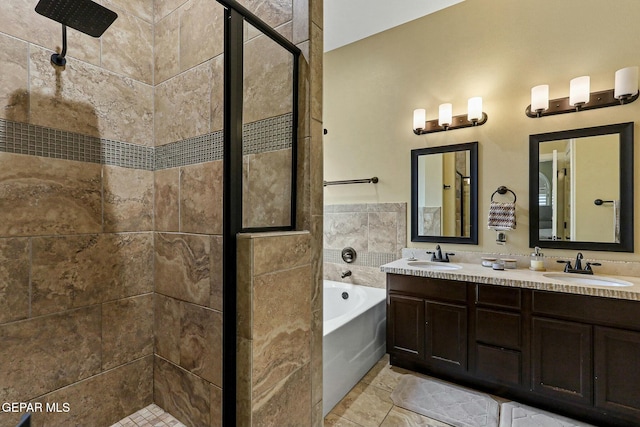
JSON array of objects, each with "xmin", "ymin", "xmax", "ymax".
[{"xmin": 324, "ymin": 0, "xmax": 640, "ymax": 261}]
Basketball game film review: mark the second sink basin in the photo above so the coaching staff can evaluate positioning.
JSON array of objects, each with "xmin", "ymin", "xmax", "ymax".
[
  {"xmin": 407, "ymin": 261, "xmax": 462, "ymax": 271},
  {"xmin": 543, "ymin": 273, "xmax": 633, "ymax": 287}
]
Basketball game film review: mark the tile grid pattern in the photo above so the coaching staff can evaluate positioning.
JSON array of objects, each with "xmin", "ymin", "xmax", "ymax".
[
  {"xmin": 323, "ymin": 248, "xmax": 397, "ymax": 268},
  {"xmin": 0, "ymin": 113, "xmax": 292, "ymax": 171},
  {"xmin": 111, "ymin": 404, "xmax": 186, "ymax": 427}
]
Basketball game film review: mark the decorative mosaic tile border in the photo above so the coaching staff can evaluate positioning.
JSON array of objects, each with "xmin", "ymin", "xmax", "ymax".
[
  {"xmin": 323, "ymin": 248, "xmax": 398, "ymax": 268},
  {"xmin": 0, "ymin": 119, "xmax": 155, "ymax": 170},
  {"xmin": 0, "ymin": 113, "xmax": 293, "ymax": 171}
]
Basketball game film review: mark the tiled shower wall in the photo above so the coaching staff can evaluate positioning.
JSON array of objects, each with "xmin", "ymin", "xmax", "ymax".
[
  {"xmin": 324, "ymin": 203, "xmax": 407, "ymax": 288},
  {"xmin": 0, "ymin": 0, "xmax": 155, "ymax": 425},
  {"xmin": 0, "ymin": 0, "xmax": 322, "ymax": 427}
]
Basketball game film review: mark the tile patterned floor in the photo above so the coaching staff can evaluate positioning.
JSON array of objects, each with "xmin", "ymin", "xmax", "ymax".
[
  {"xmin": 110, "ymin": 404, "xmax": 186, "ymax": 427},
  {"xmin": 325, "ymin": 354, "xmax": 453, "ymax": 427}
]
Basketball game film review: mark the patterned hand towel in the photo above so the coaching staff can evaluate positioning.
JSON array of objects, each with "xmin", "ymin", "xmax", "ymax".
[{"xmin": 487, "ymin": 201, "xmax": 516, "ymax": 230}]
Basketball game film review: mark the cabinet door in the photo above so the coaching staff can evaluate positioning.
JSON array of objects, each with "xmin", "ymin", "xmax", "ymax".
[
  {"xmin": 532, "ymin": 317, "xmax": 592, "ymax": 406},
  {"xmin": 388, "ymin": 294, "xmax": 425, "ymax": 360},
  {"xmin": 425, "ymin": 300, "xmax": 467, "ymax": 372},
  {"xmin": 595, "ymin": 326, "xmax": 640, "ymax": 419}
]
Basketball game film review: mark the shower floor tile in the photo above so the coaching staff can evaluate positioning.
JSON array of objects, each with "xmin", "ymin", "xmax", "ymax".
[{"xmin": 110, "ymin": 404, "xmax": 186, "ymax": 427}]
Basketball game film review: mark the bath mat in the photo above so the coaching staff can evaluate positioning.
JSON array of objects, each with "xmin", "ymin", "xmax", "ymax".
[
  {"xmin": 390, "ymin": 375, "xmax": 499, "ymax": 427},
  {"xmin": 499, "ymin": 402, "xmax": 595, "ymax": 427}
]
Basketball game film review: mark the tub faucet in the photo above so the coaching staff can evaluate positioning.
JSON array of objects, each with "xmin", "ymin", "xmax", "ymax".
[
  {"xmin": 341, "ymin": 270, "xmax": 352, "ymax": 278},
  {"xmin": 427, "ymin": 245, "xmax": 455, "ymax": 262}
]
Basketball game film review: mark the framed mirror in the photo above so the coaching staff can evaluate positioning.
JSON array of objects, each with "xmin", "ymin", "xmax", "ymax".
[
  {"xmin": 529, "ymin": 122, "xmax": 634, "ymax": 252},
  {"xmin": 411, "ymin": 142, "xmax": 478, "ymax": 244}
]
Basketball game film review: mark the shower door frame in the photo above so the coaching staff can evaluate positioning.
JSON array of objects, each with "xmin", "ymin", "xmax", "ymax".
[{"xmin": 218, "ymin": 1, "xmax": 301, "ymax": 426}]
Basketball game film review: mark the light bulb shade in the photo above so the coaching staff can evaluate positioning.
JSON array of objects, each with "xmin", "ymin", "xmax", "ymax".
[
  {"xmin": 413, "ymin": 108, "xmax": 426, "ymax": 130},
  {"xmin": 531, "ymin": 84, "xmax": 549, "ymax": 112},
  {"xmin": 569, "ymin": 76, "xmax": 590, "ymax": 106},
  {"xmin": 438, "ymin": 103, "xmax": 452, "ymax": 127},
  {"xmin": 614, "ymin": 66, "xmax": 639, "ymax": 99},
  {"xmin": 467, "ymin": 97, "xmax": 483, "ymax": 121}
]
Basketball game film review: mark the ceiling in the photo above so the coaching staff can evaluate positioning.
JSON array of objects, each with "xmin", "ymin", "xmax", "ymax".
[{"xmin": 323, "ymin": 0, "xmax": 465, "ymax": 52}]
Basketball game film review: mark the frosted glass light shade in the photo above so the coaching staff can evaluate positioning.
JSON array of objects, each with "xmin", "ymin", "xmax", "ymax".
[
  {"xmin": 614, "ymin": 66, "xmax": 639, "ymax": 99},
  {"xmin": 569, "ymin": 76, "xmax": 590, "ymax": 106},
  {"xmin": 413, "ymin": 108, "xmax": 426, "ymax": 130},
  {"xmin": 467, "ymin": 97, "xmax": 483, "ymax": 121},
  {"xmin": 438, "ymin": 103, "xmax": 452, "ymax": 127},
  {"xmin": 531, "ymin": 85, "xmax": 549, "ymax": 112}
]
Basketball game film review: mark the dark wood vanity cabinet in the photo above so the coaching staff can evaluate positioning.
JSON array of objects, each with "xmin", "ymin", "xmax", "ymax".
[{"xmin": 386, "ymin": 273, "xmax": 640, "ymax": 426}]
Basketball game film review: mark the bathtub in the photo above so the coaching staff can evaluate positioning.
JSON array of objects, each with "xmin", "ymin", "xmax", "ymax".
[{"xmin": 322, "ymin": 280, "xmax": 386, "ymax": 417}]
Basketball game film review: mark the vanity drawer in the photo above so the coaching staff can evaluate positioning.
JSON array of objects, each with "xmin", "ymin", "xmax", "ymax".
[
  {"xmin": 388, "ymin": 274, "xmax": 467, "ymax": 303},
  {"xmin": 532, "ymin": 291, "xmax": 640, "ymax": 330},
  {"xmin": 476, "ymin": 308, "xmax": 521, "ymax": 350},
  {"xmin": 475, "ymin": 344, "xmax": 521, "ymax": 386},
  {"xmin": 476, "ymin": 284, "xmax": 521, "ymax": 309}
]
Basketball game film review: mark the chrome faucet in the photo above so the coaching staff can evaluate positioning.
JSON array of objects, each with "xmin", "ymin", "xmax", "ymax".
[
  {"xmin": 426, "ymin": 245, "xmax": 455, "ymax": 262},
  {"xmin": 557, "ymin": 252, "xmax": 601, "ymax": 275}
]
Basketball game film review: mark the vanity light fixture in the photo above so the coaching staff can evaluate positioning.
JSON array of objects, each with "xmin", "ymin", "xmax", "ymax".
[
  {"xmin": 526, "ymin": 66, "xmax": 639, "ymax": 118},
  {"xmin": 413, "ymin": 97, "xmax": 488, "ymax": 134}
]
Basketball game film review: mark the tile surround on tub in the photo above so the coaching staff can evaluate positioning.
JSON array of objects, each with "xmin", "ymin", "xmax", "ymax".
[{"xmin": 324, "ymin": 203, "xmax": 406, "ymax": 287}]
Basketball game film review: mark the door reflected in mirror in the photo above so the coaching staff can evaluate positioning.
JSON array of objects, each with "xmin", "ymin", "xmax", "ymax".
[
  {"xmin": 411, "ymin": 142, "xmax": 478, "ymax": 244},
  {"xmin": 529, "ymin": 122, "xmax": 634, "ymax": 252},
  {"xmin": 538, "ymin": 134, "xmax": 619, "ymax": 243}
]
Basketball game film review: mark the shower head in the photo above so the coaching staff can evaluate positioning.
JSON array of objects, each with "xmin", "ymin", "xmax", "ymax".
[{"xmin": 35, "ymin": 0, "xmax": 118, "ymax": 38}]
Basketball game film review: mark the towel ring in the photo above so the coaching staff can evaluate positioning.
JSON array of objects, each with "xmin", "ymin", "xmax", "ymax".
[{"xmin": 491, "ymin": 186, "xmax": 516, "ymax": 202}]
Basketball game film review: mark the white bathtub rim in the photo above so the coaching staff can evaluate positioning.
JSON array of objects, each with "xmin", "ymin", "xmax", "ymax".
[{"xmin": 323, "ymin": 280, "xmax": 386, "ymax": 336}]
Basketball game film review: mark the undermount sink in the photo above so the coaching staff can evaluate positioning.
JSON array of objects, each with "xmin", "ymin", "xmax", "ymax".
[
  {"xmin": 543, "ymin": 273, "xmax": 633, "ymax": 287},
  {"xmin": 407, "ymin": 260, "xmax": 463, "ymax": 271}
]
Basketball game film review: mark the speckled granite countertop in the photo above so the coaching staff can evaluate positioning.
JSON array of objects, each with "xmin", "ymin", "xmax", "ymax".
[{"xmin": 381, "ymin": 258, "xmax": 640, "ymax": 301}]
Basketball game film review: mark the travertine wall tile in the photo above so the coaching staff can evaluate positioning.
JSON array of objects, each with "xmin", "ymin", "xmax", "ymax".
[
  {"xmin": 243, "ymin": 26, "xmax": 294, "ymax": 123},
  {"xmin": 104, "ymin": 165, "xmax": 154, "ymax": 232},
  {"xmin": 180, "ymin": 0, "xmax": 224, "ymax": 72},
  {"xmin": 154, "ymin": 356, "xmax": 211, "ymax": 427},
  {"xmin": 30, "ymin": 46, "xmax": 154, "ymax": 146},
  {"xmin": 210, "ymin": 235, "xmax": 224, "ymax": 311},
  {"xmin": 32, "ymin": 355, "xmax": 153, "ymax": 427},
  {"xmin": 154, "ymin": 10, "xmax": 180, "ymax": 84},
  {"xmin": 0, "ymin": 33, "xmax": 29, "ymax": 122},
  {"xmin": 323, "ymin": 212, "xmax": 368, "ymax": 253},
  {"xmin": 180, "ymin": 161, "xmax": 223, "ymax": 235},
  {"xmin": 251, "ymin": 231, "xmax": 311, "ymax": 276},
  {"xmin": 154, "ymin": 0, "xmax": 188, "ymax": 23},
  {"xmin": 210, "ymin": 384, "xmax": 223, "ymax": 427},
  {"xmin": 155, "ymin": 233, "xmax": 211, "ymax": 306},
  {"xmin": 155, "ymin": 167, "xmax": 180, "ymax": 232},
  {"xmin": 101, "ymin": 0, "xmax": 154, "ymax": 23},
  {"xmin": 0, "ymin": 306, "xmax": 101, "ymax": 403},
  {"xmin": 237, "ymin": 0, "xmax": 293, "ymax": 32},
  {"xmin": 252, "ymin": 265, "xmax": 311, "ymax": 397},
  {"xmin": 310, "ymin": 22, "xmax": 322, "ymax": 122},
  {"xmin": 369, "ymin": 212, "xmax": 400, "ymax": 253},
  {"xmin": 154, "ymin": 293, "xmax": 182, "ymax": 364},
  {"xmin": 180, "ymin": 303, "xmax": 223, "ymax": 387},
  {"xmin": 31, "ymin": 233, "xmax": 154, "ymax": 316},
  {"xmin": 102, "ymin": 294, "xmax": 154, "ymax": 370},
  {"xmin": 0, "ymin": 238, "xmax": 30, "ymax": 323},
  {"xmin": 102, "ymin": 10, "xmax": 154, "ymax": 84},
  {"xmin": 0, "ymin": 153, "xmax": 102, "ymax": 236},
  {"xmin": 243, "ymin": 149, "xmax": 292, "ymax": 228},
  {"xmin": 293, "ymin": 0, "xmax": 309, "ymax": 45},
  {"xmin": 155, "ymin": 62, "xmax": 211, "ymax": 146},
  {"xmin": 252, "ymin": 363, "xmax": 311, "ymax": 427},
  {"xmin": 210, "ymin": 54, "xmax": 224, "ymax": 132}
]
